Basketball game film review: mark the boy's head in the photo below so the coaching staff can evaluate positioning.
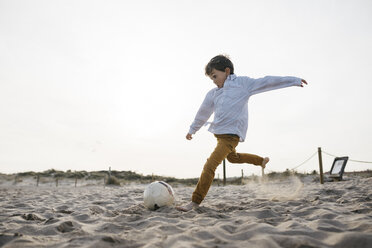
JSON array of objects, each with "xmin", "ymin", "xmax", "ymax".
[
  {"xmin": 205, "ymin": 55, "xmax": 234, "ymax": 76},
  {"xmin": 205, "ymin": 55, "xmax": 234, "ymax": 88}
]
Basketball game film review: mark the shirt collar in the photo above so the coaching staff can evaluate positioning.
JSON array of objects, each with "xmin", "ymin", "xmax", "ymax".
[{"xmin": 227, "ymin": 74, "xmax": 237, "ymax": 80}]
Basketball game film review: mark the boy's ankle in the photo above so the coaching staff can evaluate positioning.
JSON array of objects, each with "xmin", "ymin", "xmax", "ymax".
[{"xmin": 261, "ymin": 157, "xmax": 270, "ymax": 168}]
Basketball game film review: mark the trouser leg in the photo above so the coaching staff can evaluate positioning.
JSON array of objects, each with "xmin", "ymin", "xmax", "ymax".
[
  {"xmin": 192, "ymin": 135, "xmax": 239, "ymax": 204},
  {"xmin": 226, "ymin": 151, "xmax": 264, "ymax": 165}
]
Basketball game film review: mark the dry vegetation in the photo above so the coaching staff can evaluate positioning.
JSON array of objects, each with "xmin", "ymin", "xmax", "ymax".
[{"xmin": 0, "ymin": 168, "xmax": 371, "ymax": 187}]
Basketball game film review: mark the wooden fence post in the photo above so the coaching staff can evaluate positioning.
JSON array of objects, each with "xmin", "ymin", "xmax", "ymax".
[
  {"xmin": 318, "ymin": 147, "xmax": 324, "ymax": 184},
  {"xmin": 223, "ymin": 159, "xmax": 226, "ymax": 186}
]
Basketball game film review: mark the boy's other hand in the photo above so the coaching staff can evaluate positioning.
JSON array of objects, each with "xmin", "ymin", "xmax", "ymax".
[
  {"xmin": 301, "ymin": 79, "xmax": 308, "ymax": 87},
  {"xmin": 186, "ymin": 133, "xmax": 193, "ymax": 140}
]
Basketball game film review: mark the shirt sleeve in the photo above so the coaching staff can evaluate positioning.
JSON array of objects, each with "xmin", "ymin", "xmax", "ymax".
[
  {"xmin": 188, "ymin": 90, "xmax": 214, "ymax": 134},
  {"xmin": 247, "ymin": 76, "xmax": 302, "ymax": 96}
]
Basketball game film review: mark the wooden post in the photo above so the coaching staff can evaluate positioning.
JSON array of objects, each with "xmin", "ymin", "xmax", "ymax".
[
  {"xmin": 318, "ymin": 147, "xmax": 324, "ymax": 184},
  {"xmin": 241, "ymin": 169, "xmax": 244, "ymax": 185},
  {"xmin": 74, "ymin": 171, "xmax": 77, "ymax": 187},
  {"xmin": 36, "ymin": 175, "xmax": 40, "ymax": 187},
  {"xmin": 223, "ymin": 159, "xmax": 226, "ymax": 186}
]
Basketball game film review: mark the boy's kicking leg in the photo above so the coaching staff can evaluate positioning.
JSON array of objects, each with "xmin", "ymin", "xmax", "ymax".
[
  {"xmin": 227, "ymin": 151, "xmax": 270, "ymax": 168},
  {"xmin": 176, "ymin": 134, "xmax": 239, "ymax": 212}
]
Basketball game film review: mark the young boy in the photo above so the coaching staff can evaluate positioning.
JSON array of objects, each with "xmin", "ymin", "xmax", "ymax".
[{"xmin": 176, "ymin": 55, "xmax": 307, "ymax": 212}]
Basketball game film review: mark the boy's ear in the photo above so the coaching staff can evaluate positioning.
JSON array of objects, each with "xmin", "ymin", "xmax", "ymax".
[{"xmin": 225, "ymin": 67, "xmax": 231, "ymax": 75}]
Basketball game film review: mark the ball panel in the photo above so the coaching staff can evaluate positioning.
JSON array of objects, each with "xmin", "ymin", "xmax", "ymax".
[{"xmin": 143, "ymin": 181, "xmax": 175, "ymax": 210}]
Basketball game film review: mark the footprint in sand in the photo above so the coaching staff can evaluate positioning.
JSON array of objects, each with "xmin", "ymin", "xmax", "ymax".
[{"xmin": 56, "ymin": 221, "xmax": 75, "ymax": 233}]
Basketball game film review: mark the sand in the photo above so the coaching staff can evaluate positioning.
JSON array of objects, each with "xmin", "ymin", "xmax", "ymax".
[{"xmin": 1, "ymin": 175, "xmax": 371, "ymax": 248}]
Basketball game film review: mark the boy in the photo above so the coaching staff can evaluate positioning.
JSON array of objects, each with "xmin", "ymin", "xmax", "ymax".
[{"xmin": 176, "ymin": 55, "xmax": 307, "ymax": 212}]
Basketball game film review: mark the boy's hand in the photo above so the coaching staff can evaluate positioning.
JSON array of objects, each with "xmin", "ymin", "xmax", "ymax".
[
  {"xmin": 301, "ymin": 79, "xmax": 308, "ymax": 87},
  {"xmin": 186, "ymin": 133, "xmax": 193, "ymax": 140}
]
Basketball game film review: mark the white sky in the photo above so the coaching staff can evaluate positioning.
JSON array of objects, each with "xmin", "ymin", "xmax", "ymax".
[{"xmin": 1, "ymin": 0, "xmax": 371, "ymax": 178}]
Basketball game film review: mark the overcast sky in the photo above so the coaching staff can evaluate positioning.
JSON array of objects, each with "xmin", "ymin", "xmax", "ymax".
[{"xmin": 1, "ymin": 0, "xmax": 371, "ymax": 178}]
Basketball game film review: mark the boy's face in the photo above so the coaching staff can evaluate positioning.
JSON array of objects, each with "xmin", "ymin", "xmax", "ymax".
[{"xmin": 208, "ymin": 68, "xmax": 230, "ymax": 88}]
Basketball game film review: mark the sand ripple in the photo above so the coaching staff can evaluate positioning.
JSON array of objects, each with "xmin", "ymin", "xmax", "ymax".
[{"xmin": 1, "ymin": 176, "xmax": 371, "ymax": 247}]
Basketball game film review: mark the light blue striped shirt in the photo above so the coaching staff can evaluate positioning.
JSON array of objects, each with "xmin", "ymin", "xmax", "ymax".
[{"xmin": 189, "ymin": 74, "xmax": 302, "ymax": 142}]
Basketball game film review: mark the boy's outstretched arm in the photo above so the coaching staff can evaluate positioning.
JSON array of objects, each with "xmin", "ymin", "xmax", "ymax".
[
  {"xmin": 247, "ymin": 76, "xmax": 306, "ymax": 96},
  {"xmin": 187, "ymin": 90, "xmax": 214, "ymax": 140}
]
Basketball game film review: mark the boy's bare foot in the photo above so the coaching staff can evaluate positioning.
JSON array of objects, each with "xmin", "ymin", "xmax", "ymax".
[
  {"xmin": 261, "ymin": 157, "xmax": 270, "ymax": 169},
  {"xmin": 175, "ymin": 202, "xmax": 199, "ymax": 212}
]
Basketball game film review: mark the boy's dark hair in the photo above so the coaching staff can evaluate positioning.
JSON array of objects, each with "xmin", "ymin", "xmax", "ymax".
[{"xmin": 205, "ymin": 55, "xmax": 234, "ymax": 76}]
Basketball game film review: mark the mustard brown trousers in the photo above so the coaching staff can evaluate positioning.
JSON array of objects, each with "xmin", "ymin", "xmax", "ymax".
[{"xmin": 192, "ymin": 134, "xmax": 264, "ymax": 204}]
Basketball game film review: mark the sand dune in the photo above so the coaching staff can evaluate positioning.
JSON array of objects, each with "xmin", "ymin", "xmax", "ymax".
[{"xmin": 1, "ymin": 175, "xmax": 371, "ymax": 247}]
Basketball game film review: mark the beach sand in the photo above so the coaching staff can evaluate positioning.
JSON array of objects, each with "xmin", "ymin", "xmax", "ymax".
[{"xmin": 1, "ymin": 175, "xmax": 371, "ymax": 248}]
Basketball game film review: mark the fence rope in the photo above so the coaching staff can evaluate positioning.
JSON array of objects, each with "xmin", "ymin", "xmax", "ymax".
[
  {"xmin": 290, "ymin": 149, "xmax": 372, "ymax": 170},
  {"xmin": 322, "ymin": 150, "xmax": 372, "ymax": 164},
  {"xmin": 291, "ymin": 151, "xmax": 318, "ymax": 170}
]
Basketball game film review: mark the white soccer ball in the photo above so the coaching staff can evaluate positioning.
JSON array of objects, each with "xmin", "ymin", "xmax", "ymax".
[{"xmin": 143, "ymin": 181, "xmax": 175, "ymax": 210}]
